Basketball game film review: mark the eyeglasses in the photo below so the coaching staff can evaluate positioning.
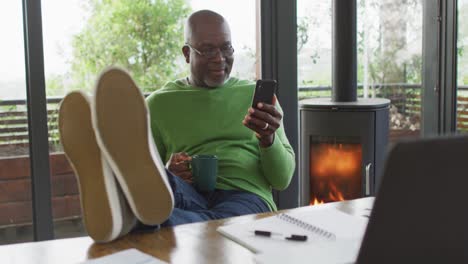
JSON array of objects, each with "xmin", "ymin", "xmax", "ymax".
[{"xmin": 185, "ymin": 43, "xmax": 234, "ymax": 59}]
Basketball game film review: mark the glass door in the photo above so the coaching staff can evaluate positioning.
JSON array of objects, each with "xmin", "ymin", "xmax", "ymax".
[
  {"xmin": 457, "ymin": 0, "xmax": 468, "ymax": 133},
  {"xmin": 0, "ymin": 1, "xmax": 33, "ymax": 245},
  {"xmin": 41, "ymin": 0, "xmax": 259, "ymax": 239},
  {"xmin": 297, "ymin": 0, "xmax": 423, "ymax": 142}
]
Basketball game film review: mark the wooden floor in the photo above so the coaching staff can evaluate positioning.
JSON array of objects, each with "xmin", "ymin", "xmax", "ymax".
[{"xmin": 0, "ymin": 198, "xmax": 374, "ymax": 264}]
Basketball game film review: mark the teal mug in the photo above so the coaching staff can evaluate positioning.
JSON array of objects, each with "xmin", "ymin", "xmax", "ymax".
[{"xmin": 191, "ymin": 154, "xmax": 218, "ymax": 192}]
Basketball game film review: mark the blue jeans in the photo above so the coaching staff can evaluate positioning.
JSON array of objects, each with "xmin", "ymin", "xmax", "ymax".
[{"xmin": 134, "ymin": 169, "xmax": 270, "ymax": 231}]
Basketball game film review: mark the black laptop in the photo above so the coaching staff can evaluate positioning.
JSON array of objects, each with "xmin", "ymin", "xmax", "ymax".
[{"xmin": 357, "ymin": 136, "xmax": 468, "ymax": 263}]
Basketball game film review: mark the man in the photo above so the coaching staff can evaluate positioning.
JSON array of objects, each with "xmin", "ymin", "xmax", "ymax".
[
  {"xmin": 147, "ymin": 9, "xmax": 295, "ymax": 220},
  {"xmin": 58, "ymin": 10, "xmax": 294, "ymax": 243}
]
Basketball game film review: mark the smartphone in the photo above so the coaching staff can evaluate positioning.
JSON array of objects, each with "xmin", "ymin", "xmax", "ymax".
[{"xmin": 251, "ymin": 79, "xmax": 277, "ymax": 109}]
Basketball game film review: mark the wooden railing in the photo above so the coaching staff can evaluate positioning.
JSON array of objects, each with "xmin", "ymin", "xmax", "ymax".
[
  {"xmin": 457, "ymin": 95, "xmax": 468, "ymax": 131},
  {"xmin": 299, "ymin": 84, "xmax": 468, "ymax": 132},
  {"xmin": 1, "ymin": 84, "xmax": 468, "ymax": 150},
  {"xmin": 0, "ymin": 97, "xmax": 62, "ymax": 149}
]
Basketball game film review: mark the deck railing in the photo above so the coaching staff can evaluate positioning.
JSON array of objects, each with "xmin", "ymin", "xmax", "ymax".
[{"xmin": 1, "ymin": 84, "xmax": 468, "ymax": 150}]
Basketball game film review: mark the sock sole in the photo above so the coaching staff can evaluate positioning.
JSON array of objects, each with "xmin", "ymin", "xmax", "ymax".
[
  {"xmin": 93, "ymin": 68, "xmax": 174, "ymax": 225},
  {"xmin": 58, "ymin": 91, "xmax": 122, "ymax": 242}
]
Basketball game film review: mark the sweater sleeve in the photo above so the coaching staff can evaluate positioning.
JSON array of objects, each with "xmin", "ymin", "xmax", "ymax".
[
  {"xmin": 146, "ymin": 98, "xmax": 168, "ymax": 163},
  {"xmin": 150, "ymin": 119, "xmax": 168, "ymax": 163},
  {"xmin": 258, "ymin": 102, "xmax": 296, "ymax": 190}
]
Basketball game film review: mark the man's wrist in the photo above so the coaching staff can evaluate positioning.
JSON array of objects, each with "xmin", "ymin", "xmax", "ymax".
[{"xmin": 259, "ymin": 134, "xmax": 275, "ymax": 148}]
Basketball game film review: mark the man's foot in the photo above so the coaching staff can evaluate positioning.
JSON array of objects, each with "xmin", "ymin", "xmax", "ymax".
[
  {"xmin": 92, "ymin": 68, "xmax": 174, "ymax": 225},
  {"xmin": 58, "ymin": 91, "xmax": 136, "ymax": 242}
]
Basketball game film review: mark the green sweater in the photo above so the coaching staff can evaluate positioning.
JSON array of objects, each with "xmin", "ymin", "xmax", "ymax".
[{"xmin": 146, "ymin": 77, "xmax": 295, "ymax": 210}]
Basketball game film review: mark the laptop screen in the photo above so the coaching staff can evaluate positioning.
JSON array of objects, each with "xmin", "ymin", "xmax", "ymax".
[{"xmin": 357, "ymin": 136, "xmax": 468, "ymax": 263}]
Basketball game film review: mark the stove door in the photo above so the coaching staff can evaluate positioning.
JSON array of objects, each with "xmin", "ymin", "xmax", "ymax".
[{"xmin": 299, "ymin": 110, "xmax": 375, "ymax": 206}]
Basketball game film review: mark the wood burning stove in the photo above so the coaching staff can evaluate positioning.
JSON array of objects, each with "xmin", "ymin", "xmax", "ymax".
[
  {"xmin": 299, "ymin": 99, "xmax": 389, "ymax": 205},
  {"xmin": 299, "ymin": 0, "xmax": 390, "ymax": 205}
]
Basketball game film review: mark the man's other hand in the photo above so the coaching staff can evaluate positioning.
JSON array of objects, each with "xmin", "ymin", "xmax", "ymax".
[
  {"xmin": 242, "ymin": 95, "xmax": 282, "ymax": 148},
  {"xmin": 166, "ymin": 152, "xmax": 193, "ymax": 184}
]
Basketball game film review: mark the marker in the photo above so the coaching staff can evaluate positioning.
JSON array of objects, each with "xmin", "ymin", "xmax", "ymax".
[{"xmin": 253, "ymin": 230, "xmax": 308, "ymax": 242}]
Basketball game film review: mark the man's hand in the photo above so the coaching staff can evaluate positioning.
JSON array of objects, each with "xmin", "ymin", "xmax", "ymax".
[
  {"xmin": 166, "ymin": 152, "xmax": 193, "ymax": 184},
  {"xmin": 242, "ymin": 95, "xmax": 282, "ymax": 148}
]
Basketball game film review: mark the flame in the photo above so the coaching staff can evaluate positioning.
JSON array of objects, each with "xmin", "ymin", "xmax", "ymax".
[
  {"xmin": 329, "ymin": 183, "xmax": 345, "ymax": 201},
  {"xmin": 310, "ymin": 197, "xmax": 325, "ymax": 205},
  {"xmin": 309, "ymin": 142, "xmax": 362, "ymax": 205},
  {"xmin": 310, "ymin": 143, "xmax": 361, "ymax": 178}
]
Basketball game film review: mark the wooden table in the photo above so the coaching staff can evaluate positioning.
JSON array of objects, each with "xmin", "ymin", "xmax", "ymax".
[{"xmin": 0, "ymin": 197, "xmax": 374, "ymax": 264}]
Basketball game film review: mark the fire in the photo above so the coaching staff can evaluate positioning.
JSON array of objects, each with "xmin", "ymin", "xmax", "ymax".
[
  {"xmin": 329, "ymin": 183, "xmax": 345, "ymax": 201},
  {"xmin": 309, "ymin": 142, "xmax": 362, "ymax": 205},
  {"xmin": 310, "ymin": 187, "xmax": 344, "ymax": 205},
  {"xmin": 310, "ymin": 143, "xmax": 361, "ymax": 178},
  {"xmin": 310, "ymin": 197, "xmax": 324, "ymax": 205}
]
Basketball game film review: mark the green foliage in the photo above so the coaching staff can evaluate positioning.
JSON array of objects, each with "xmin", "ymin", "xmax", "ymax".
[
  {"xmin": 458, "ymin": 3, "xmax": 468, "ymax": 85},
  {"xmin": 47, "ymin": 105, "xmax": 62, "ymax": 151},
  {"xmin": 297, "ymin": 15, "xmax": 320, "ymax": 71},
  {"xmin": 463, "ymin": 75, "xmax": 468, "ymax": 85},
  {"xmin": 70, "ymin": 0, "xmax": 191, "ymax": 92},
  {"xmin": 404, "ymin": 54, "xmax": 422, "ymax": 84},
  {"xmin": 46, "ymin": 74, "xmax": 67, "ymax": 96},
  {"xmin": 1, "ymin": 104, "xmax": 17, "ymax": 112},
  {"xmin": 309, "ymin": 51, "xmax": 320, "ymax": 65},
  {"xmin": 297, "ymin": 17, "xmax": 309, "ymax": 53},
  {"xmin": 356, "ymin": 0, "xmax": 423, "ymax": 86},
  {"xmin": 300, "ymin": 77, "xmax": 330, "ymax": 87}
]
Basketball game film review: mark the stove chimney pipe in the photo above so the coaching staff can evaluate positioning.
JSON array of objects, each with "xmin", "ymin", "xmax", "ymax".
[{"xmin": 332, "ymin": 0, "xmax": 357, "ymax": 102}]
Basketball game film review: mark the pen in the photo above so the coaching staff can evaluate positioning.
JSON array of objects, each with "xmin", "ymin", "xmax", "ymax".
[
  {"xmin": 254, "ymin": 230, "xmax": 281, "ymax": 236},
  {"xmin": 285, "ymin": 234, "xmax": 308, "ymax": 241},
  {"xmin": 253, "ymin": 230, "xmax": 308, "ymax": 242}
]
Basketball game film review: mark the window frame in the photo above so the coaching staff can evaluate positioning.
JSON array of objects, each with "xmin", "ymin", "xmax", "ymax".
[
  {"xmin": 17, "ymin": 0, "xmax": 459, "ymax": 241},
  {"xmin": 22, "ymin": 0, "xmax": 54, "ymax": 241},
  {"xmin": 439, "ymin": 0, "xmax": 458, "ymax": 133},
  {"xmin": 261, "ymin": 0, "xmax": 299, "ymax": 209}
]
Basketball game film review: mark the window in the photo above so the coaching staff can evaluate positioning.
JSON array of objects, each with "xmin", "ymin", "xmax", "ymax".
[
  {"xmin": 297, "ymin": 0, "xmax": 423, "ymax": 142},
  {"xmin": 457, "ymin": 0, "xmax": 468, "ymax": 133},
  {"xmin": 0, "ymin": 1, "xmax": 33, "ymax": 244},
  {"xmin": 359, "ymin": 0, "xmax": 422, "ymax": 140},
  {"xmin": 297, "ymin": 1, "xmax": 332, "ymax": 98},
  {"xmin": 40, "ymin": 0, "xmax": 258, "ymax": 240}
]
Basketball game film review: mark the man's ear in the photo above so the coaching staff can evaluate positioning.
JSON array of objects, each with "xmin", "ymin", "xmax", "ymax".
[{"xmin": 182, "ymin": 46, "xmax": 190, "ymax": 63}]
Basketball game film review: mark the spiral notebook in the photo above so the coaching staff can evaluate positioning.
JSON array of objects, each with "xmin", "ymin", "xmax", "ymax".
[{"xmin": 217, "ymin": 207, "xmax": 368, "ymax": 253}]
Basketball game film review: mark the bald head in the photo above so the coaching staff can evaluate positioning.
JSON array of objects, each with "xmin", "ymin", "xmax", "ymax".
[
  {"xmin": 182, "ymin": 10, "xmax": 234, "ymax": 88},
  {"xmin": 184, "ymin": 10, "xmax": 230, "ymax": 45}
]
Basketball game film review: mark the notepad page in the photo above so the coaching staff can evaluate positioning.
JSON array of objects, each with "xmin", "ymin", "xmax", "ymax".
[
  {"xmin": 78, "ymin": 248, "xmax": 167, "ymax": 264},
  {"xmin": 290, "ymin": 208, "xmax": 368, "ymax": 240},
  {"xmin": 217, "ymin": 207, "xmax": 368, "ymax": 254},
  {"xmin": 255, "ymin": 238, "xmax": 362, "ymax": 264}
]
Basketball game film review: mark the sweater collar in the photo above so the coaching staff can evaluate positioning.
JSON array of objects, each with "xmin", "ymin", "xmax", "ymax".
[{"xmin": 175, "ymin": 77, "xmax": 239, "ymax": 90}]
